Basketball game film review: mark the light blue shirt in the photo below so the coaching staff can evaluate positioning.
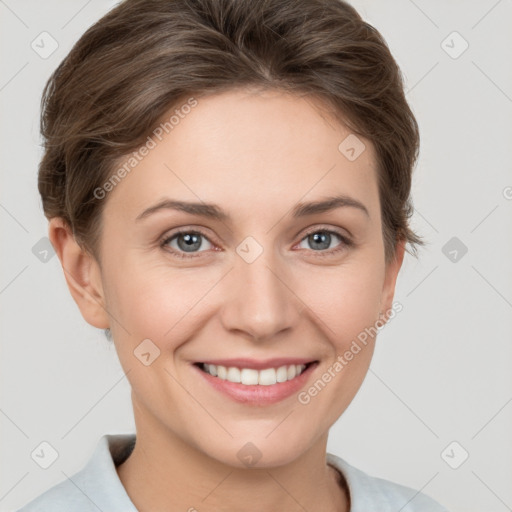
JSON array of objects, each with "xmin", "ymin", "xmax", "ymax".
[{"xmin": 16, "ymin": 433, "xmax": 449, "ymax": 511}]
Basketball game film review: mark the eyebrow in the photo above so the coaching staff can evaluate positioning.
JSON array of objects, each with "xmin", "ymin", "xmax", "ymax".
[{"xmin": 135, "ymin": 194, "xmax": 370, "ymax": 222}]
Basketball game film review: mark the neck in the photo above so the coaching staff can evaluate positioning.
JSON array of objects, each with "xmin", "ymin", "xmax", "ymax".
[{"xmin": 116, "ymin": 404, "xmax": 349, "ymax": 512}]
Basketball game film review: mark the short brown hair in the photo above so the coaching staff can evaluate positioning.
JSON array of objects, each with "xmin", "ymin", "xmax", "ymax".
[{"xmin": 39, "ymin": 0, "xmax": 425, "ymax": 266}]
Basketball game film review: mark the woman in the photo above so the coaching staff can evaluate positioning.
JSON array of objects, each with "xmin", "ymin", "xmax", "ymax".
[{"xmin": 18, "ymin": 0, "xmax": 449, "ymax": 510}]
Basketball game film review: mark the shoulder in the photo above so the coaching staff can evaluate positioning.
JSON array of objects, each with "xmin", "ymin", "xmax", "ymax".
[
  {"xmin": 15, "ymin": 434, "xmax": 137, "ymax": 512},
  {"xmin": 15, "ymin": 472, "xmax": 102, "ymax": 512},
  {"xmin": 327, "ymin": 452, "xmax": 450, "ymax": 512}
]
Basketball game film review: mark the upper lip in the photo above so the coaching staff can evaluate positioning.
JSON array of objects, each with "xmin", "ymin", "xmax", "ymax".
[{"xmin": 196, "ymin": 358, "xmax": 317, "ymax": 370}]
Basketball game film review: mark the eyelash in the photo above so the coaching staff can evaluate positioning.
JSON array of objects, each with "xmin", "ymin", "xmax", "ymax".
[{"xmin": 159, "ymin": 226, "xmax": 354, "ymax": 260}]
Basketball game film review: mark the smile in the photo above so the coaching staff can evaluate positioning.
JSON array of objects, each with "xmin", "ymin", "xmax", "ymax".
[{"xmin": 197, "ymin": 362, "xmax": 311, "ymax": 386}]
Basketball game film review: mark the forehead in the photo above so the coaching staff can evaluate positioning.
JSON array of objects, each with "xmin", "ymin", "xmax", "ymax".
[{"xmin": 104, "ymin": 87, "xmax": 379, "ymax": 221}]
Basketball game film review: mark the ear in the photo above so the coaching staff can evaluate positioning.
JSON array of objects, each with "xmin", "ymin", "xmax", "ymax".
[
  {"xmin": 379, "ymin": 238, "xmax": 406, "ymax": 323},
  {"xmin": 48, "ymin": 217, "xmax": 110, "ymax": 330}
]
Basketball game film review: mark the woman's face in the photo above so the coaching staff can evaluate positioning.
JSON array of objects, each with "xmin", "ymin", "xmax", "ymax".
[{"xmin": 70, "ymin": 87, "xmax": 404, "ymax": 467}]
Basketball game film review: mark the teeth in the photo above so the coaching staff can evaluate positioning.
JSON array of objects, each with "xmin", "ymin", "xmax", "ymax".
[
  {"xmin": 226, "ymin": 367, "xmax": 241, "ymax": 383},
  {"xmin": 241, "ymin": 368, "xmax": 259, "ymax": 385},
  {"xmin": 201, "ymin": 363, "xmax": 308, "ymax": 385}
]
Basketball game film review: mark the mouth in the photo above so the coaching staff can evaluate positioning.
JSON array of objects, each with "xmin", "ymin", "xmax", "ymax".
[
  {"xmin": 194, "ymin": 361, "xmax": 318, "ymax": 386},
  {"xmin": 192, "ymin": 359, "xmax": 319, "ymax": 405}
]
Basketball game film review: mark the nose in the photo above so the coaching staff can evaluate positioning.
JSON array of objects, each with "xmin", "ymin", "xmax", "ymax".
[{"xmin": 219, "ymin": 248, "xmax": 302, "ymax": 342}]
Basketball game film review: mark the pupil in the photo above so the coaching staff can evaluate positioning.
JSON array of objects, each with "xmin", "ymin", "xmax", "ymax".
[
  {"xmin": 310, "ymin": 232, "xmax": 329, "ymax": 250},
  {"xmin": 179, "ymin": 233, "xmax": 201, "ymax": 252}
]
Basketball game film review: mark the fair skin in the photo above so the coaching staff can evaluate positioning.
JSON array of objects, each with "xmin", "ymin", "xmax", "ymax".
[{"xmin": 49, "ymin": 87, "xmax": 405, "ymax": 512}]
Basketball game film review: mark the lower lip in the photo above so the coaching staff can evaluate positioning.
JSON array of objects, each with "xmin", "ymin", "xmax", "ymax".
[{"xmin": 192, "ymin": 362, "xmax": 319, "ymax": 405}]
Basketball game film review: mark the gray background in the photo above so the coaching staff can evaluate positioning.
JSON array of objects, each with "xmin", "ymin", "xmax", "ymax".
[{"xmin": 1, "ymin": 1, "xmax": 511, "ymax": 511}]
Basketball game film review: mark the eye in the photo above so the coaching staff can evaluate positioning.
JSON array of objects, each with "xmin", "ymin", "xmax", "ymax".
[
  {"xmin": 296, "ymin": 227, "xmax": 353, "ymax": 257},
  {"xmin": 160, "ymin": 229, "xmax": 214, "ymax": 259},
  {"xmin": 160, "ymin": 226, "xmax": 354, "ymax": 260}
]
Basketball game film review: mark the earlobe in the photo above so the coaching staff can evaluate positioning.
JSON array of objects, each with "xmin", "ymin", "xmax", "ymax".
[{"xmin": 48, "ymin": 217, "xmax": 110, "ymax": 330}]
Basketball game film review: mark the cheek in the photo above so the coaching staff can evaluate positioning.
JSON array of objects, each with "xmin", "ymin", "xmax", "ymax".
[
  {"xmin": 290, "ymin": 265, "xmax": 384, "ymax": 435},
  {"xmin": 107, "ymin": 264, "xmax": 219, "ymax": 348},
  {"xmin": 298, "ymin": 260, "xmax": 384, "ymax": 346}
]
